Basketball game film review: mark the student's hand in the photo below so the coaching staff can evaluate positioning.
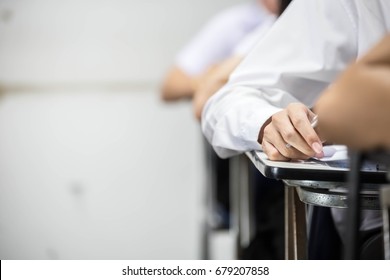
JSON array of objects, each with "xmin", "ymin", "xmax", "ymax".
[
  {"xmin": 260, "ymin": 103, "xmax": 324, "ymax": 161},
  {"xmin": 160, "ymin": 66, "xmax": 195, "ymax": 101}
]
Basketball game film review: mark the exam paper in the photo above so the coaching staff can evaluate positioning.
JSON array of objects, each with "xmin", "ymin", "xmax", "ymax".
[
  {"xmin": 253, "ymin": 144, "xmax": 384, "ymax": 172},
  {"xmin": 316, "ymin": 145, "xmax": 348, "ymax": 161}
]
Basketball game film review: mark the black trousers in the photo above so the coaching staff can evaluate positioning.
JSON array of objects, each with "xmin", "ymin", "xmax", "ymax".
[{"xmin": 308, "ymin": 206, "xmax": 384, "ymax": 259}]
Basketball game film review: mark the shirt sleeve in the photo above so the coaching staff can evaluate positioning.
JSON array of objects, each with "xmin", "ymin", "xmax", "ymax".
[{"xmin": 201, "ymin": 0, "xmax": 358, "ymax": 158}]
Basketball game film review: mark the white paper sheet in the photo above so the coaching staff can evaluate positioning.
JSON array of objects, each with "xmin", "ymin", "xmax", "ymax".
[{"xmin": 314, "ymin": 145, "xmax": 348, "ymax": 161}]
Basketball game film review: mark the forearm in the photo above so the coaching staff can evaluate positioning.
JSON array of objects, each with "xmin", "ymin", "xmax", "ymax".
[
  {"xmin": 316, "ymin": 61, "xmax": 390, "ymax": 150},
  {"xmin": 202, "ymin": 85, "xmax": 282, "ymax": 158}
]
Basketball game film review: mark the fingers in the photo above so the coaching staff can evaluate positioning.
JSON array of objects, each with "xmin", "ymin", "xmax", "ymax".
[
  {"xmin": 263, "ymin": 115, "xmax": 312, "ymax": 160},
  {"xmin": 261, "ymin": 103, "xmax": 323, "ymax": 161},
  {"xmin": 286, "ymin": 104, "xmax": 323, "ymax": 156},
  {"xmin": 262, "ymin": 139, "xmax": 290, "ymax": 161}
]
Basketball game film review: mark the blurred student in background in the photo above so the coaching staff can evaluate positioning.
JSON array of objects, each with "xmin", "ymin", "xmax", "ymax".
[
  {"xmin": 161, "ymin": 0, "xmax": 292, "ymax": 259},
  {"xmin": 161, "ymin": 0, "xmax": 279, "ymax": 102}
]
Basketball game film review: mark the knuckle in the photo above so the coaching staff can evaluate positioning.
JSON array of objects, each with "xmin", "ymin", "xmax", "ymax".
[
  {"xmin": 306, "ymin": 134, "xmax": 319, "ymax": 144},
  {"xmin": 269, "ymin": 154, "xmax": 283, "ymax": 161},
  {"xmin": 272, "ymin": 111, "xmax": 286, "ymax": 124},
  {"xmin": 293, "ymin": 117, "xmax": 305, "ymax": 127},
  {"xmin": 268, "ymin": 149, "xmax": 282, "ymax": 161},
  {"xmin": 283, "ymin": 129, "xmax": 295, "ymax": 141},
  {"xmin": 283, "ymin": 147, "xmax": 296, "ymax": 158},
  {"xmin": 280, "ymin": 146, "xmax": 293, "ymax": 158}
]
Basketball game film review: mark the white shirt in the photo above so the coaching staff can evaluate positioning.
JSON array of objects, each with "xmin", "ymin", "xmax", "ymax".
[
  {"xmin": 233, "ymin": 16, "xmax": 276, "ymax": 56},
  {"xmin": 202, "ymin": 0, "xmax": 390, "ymax": 159},
  {"xmin": 176, "ymin": 1, "xmax": 275, "ymax": 76}
]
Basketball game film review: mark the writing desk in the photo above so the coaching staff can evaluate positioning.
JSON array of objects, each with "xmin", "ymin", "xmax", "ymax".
[{"xmin": 246, "ymin": 149, "xmax": 388, "ymax": 259}]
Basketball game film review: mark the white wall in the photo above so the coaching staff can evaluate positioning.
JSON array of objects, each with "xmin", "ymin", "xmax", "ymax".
[
  {"xmin": 0, "ymin": 0, "xmax": 244, "ymax": 259},
  {"xmin": 0, "ymin": 0, "xmax": 243, "ymax": 85}
]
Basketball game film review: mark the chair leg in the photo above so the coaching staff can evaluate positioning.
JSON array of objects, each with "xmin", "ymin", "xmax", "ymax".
[
  {"xmin": 381, "ymin": 186, "xmax": 390, "ymax": 260},
  {"xmin": 285, "ymin": 186, "xmax": 307, "ymax": 259}
]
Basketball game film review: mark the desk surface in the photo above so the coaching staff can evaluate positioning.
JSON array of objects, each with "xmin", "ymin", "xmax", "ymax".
[{"xmin": 246, "ymin": 150, "xmax": 388, "ymax": 184}]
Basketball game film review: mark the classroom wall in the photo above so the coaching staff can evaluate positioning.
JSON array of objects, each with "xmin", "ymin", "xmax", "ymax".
[{"xmin": 0, "ymin": 0, "xmax": 244, "ymax": 259}]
